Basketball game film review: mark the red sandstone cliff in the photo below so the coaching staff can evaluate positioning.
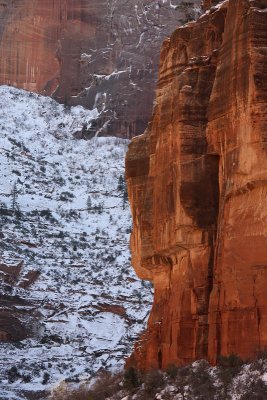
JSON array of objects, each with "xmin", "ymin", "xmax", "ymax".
[
  {"xmin": 126, "ymin": 0, "xmax": 267, "ymax": 370},
  {"xmin": 0, "ymin": 1, "xmax": 106, "ymax": 98},
  {"xmin": 0, "ymin": 0, "xmax": 202, "ymax": 138}
]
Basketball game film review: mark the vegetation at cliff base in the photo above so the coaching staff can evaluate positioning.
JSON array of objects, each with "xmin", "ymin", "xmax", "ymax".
[{"xmin": 51, "ymin": 355, "xmax": 267, "ymax": 400}]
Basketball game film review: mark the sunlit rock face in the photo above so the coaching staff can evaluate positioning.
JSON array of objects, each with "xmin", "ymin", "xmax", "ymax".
[
  {"xmin": 206, "ymin": 0, "xmax": 267, "ymax": 365},
  {"xmin": 0, "ymin": 0, "xmax": 202, "ymax": 138},
  {"xmin": 126, "ymin": 0, "xmax": 267, "ymax": 370}
]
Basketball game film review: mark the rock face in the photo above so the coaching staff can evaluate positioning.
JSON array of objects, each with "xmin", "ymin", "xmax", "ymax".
[
  {"xmin": 126, "ymin": 0, "xmax": 267, "ymax": 370},
  {"xmin": 0, "ymin": 0, "xmax": 202, "ymax": 138},
  {"xmin": 0, "ymin": 0, "xmax": 63, "ymax": 94},
  {"xmin": 0, "ymin": 261, "xmax": 39, "ymax": 341},
  {"xmin": 201, "ymin": 0, "xmax": 222, "ymax": 10}
]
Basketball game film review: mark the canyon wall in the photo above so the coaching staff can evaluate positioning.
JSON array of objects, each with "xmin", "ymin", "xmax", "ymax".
[
  {"xmin": 202, "ymin": 0, "xmax": 222, "ymax": 10},
  {"xmin": 126, "ymin": 0, "xmax": 267, "ymax": 369},
  {"xmin": 0, "ymin": 0, "xmax": 202, "ymax": 138}
]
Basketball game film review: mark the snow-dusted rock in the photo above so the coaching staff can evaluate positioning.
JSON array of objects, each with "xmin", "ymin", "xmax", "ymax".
[{"xmin": 0, "ymin": 86, "xmax": 152, "ymax": 399}]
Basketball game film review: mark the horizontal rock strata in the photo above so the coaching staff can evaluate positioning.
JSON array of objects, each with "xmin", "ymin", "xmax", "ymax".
[
  {"xmin": 126, "ymin": 0, "xmax": 267, "ymax": 369},
  {"xmin": 0, "ymin": 0, "xmax": 202, "ymax": 137}
]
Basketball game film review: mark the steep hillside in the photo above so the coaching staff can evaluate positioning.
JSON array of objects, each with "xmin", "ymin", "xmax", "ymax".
[
  {"xmin": 0, "ymin": 0, "xmax": 202, "ymax": 138},
  {"xmin": 0, "ymin": 86, "xmax": 152, "ymax": 400},
  {"xmin": 126, "ymin": 0, "xmax": 267, "ymax": 370}
]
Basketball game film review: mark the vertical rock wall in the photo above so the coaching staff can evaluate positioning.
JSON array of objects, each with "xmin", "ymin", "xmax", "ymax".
[
  {"xmin": 0, "ymin": 0, "xmax": 64, "ymax": 93},
  {"xmin": 126, "ymin": 0, "xmax": 267, "ymax": 369},
  {"xmin": 0, "ymin": 1, "xmax": 106, "ymax": 96},
  {"xmin": 0, "ymin": 0, "xmax": 202, "ymax": 137},
  {"xmin": 207, "ymin": 0, "xmax": 267, "ymax": 364}
]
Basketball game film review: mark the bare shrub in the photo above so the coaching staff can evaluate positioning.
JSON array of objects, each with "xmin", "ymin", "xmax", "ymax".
[
  {"xmin": 166, "ymin": 363, "xmax": 179, "ymax": 379},
  {"xmin": 87, "ymin": 371, "xmax": 123, "ymax": 400},
  {"xmin": 123, "ymin": 366, "xmax": 141, "ymax": 390},
  {"xmin": 239, "ymin": 379, "xmax": 267, "ymax": 400},
  {"xmin": 51, "ymin": 386, "xmax": 90, "ymax": 400},
  {"xmin": 144, "ymin": 369, "xmax": 164, "ymax": 395},
  {"xmin": 217, "ymin": 354, "xmax": 244, "ymax": 398},
  {"xmin": 187, "ymin": 360, "xmax": 216, "ymax": 399},
  {"xmin": 51, "ymin": 371, "xmax": 123, "ymax": 400}
]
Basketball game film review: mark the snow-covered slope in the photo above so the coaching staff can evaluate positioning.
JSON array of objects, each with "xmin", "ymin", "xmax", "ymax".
[{"xmin": 0, "ymin": 86, "xmax": 152, "ymax": 399}]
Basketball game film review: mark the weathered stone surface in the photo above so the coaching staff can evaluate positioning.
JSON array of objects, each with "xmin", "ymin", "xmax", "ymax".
[
  {"xmin": 0, "ymin": 262, "xmax": 40, "ymax": 341},
  {"xmin": 126, "ymin": 0, "xmax": 267, "ymax": 370},
  {"xmin": 0, "ymin": 0, "xmax": 62, "ymax": 94},
  {"xmin": 0, "ymin": 0, "xmax": 202, "ymax": 138},
  {"xmin": 201, "ymin": 0, "xmax": 222, "ymax": 11},
  {"xmin": 207, "ymin": 0, "xmax": 267, "ymax": 364}
]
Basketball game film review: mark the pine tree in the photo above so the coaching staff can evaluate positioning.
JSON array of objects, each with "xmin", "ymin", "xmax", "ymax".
[
  {"xmin": 117, "ymin": 175, "xmax": 128, "ymax": 209},
  {"xmin": 118, "ymin": 175, "xmax": 124, "ymax": 192},
  {"xmin": 11, "ymin": 181, "xmax": 18, "ymax": 214},
  {"xmin": 87, "ymin": 195, "xmax": 92, "ymax": 210},
  {"xmin": 123, "ymin": 186, "xmax": 128, "ymax": 210}
]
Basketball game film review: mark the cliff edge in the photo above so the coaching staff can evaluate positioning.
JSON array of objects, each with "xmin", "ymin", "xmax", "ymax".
[{"xmin": 126, "ymin": 0, "xmax": 267, "ymax": 370}]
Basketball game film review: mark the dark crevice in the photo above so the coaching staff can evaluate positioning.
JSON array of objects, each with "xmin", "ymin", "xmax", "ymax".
[
  {"xmin": 158, "ymin": 349, "xmax": 163, "ymax": 369},
  {"xmin": 180, "ymin": 153, "xmax": 220, "ymax": 359},
  {"xmin": 180, "ymin": 154, "xmax": 220, "ymax": 231}
]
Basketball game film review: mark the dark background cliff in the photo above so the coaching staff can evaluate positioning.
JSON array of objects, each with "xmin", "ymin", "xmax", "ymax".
[{"xmin": 0, "ymin": 0, "xmax": 204, "ymax": 138}]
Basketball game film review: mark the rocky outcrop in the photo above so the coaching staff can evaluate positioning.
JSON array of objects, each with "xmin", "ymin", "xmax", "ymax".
[
  {"xmin": 0, "ymin": 0, "xmax": 202, "ymax": 138},
  {"xmin": 0, "ymin": 261, "xmax": 39, "ymax": 341},
  {"xmin": 126, "ymin": 0, "xmax": 267, "ymax": 370},
  {"xmin": 201, "ymin": 0, "xmax": 222, "ymax": 10}
]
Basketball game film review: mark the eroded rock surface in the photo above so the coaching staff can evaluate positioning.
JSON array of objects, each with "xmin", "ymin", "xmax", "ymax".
[
  {"xmin": 202, "ymin": 0, "xmax": 222, "ymax": 10},
  {"xmin": 126, "ymin": 0, "xmax": 267, "ymax": 369},
  {"xmin": 0, "ymin": 0, "xmax": 202, "ymax": 137}
]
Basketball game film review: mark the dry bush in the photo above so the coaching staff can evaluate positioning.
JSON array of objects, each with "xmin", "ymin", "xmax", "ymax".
[
  {"xmin": 123, "ymin": 366, "xmax": 141, "ymax": 390},
  {"xmin": 165, "ymin": 363, "xmax": 179, "ymax": 379},
  {"xmin": 143, "ymin": 369, "xmax": 164, "ymax": 395},
  {"xmin": 51, "ymin": 386, "xmax": 90, "ymax": 400},
  {"xmin": 217, "ymin": 354, "xmax": 244, "ymax": 398},
  {"xmin": 87, "ymin": 371, "xmax": 123, "ymax": 400},
  {"xmin": 187, "ymin": 360, "xmax": 216, "ymax": 399},
  {"xmin": 239, "ymin": 379, "xmax": 267, "ymax": 400},
  {"xmin": 50, "ymin": 371, "xmax": 123, "ymax": 400}
]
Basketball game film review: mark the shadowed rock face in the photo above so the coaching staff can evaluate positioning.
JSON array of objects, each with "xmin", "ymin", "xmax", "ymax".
[
  {"xmin": 0, "ymin": 262, "xmax": 40, "ymax": 342},
  {"xmin": 0, "ymin": 0, "xmax": 202, "ymax": 138},
  {"xmin": 126, "ymin": 0, "xmax": 267, "ymax": 370},
  {"xmin": 202, "ymin": 0, "xmax": 222, "ymax": 10}
]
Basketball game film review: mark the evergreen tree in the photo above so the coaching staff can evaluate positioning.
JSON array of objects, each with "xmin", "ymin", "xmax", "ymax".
[
  {"xmin": 11, "ymin": 181, "xmax": 19, "ymax": 214},
  {"xmin": 123, "ymin": 186, "xmax": 128, "ymax": 210},
  {"xmin": 117, "ymin": 175, "xmax": 128, "ymax": 209},
  {"xmin": 123, "ymin": 367, "xmax": 140, "ymax": 390},
  {"xmin": 118, "ymin": 175, "xmax": 124, "ymax": 192},
  {"xmin": 87, "ymin": 195, "xmax": 92, "ymax": 210}
]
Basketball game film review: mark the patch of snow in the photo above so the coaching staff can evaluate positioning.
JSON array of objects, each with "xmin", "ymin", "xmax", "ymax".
[{"xmin": 0, "ymin": 85, "xmax": 153, "ymax": 397}]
